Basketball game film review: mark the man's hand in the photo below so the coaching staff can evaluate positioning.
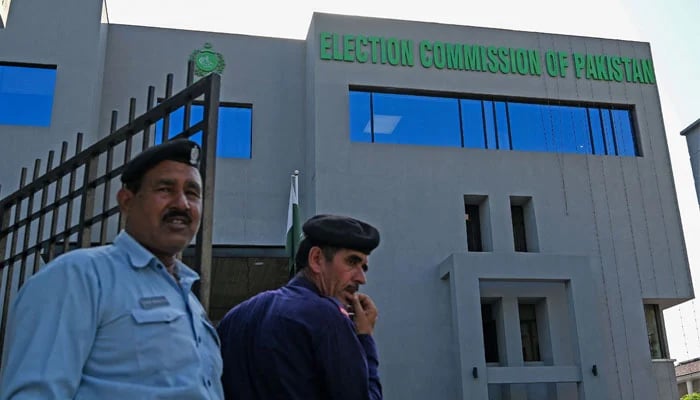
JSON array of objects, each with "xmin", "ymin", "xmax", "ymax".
[{"xmin": 349, "ymin": 293, "xmax": 378, "ymax": 335}]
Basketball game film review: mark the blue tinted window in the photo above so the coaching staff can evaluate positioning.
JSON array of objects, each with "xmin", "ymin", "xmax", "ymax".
[
  {"xmin": 587, "ymin": 108, "xmax": 606, "ymax": 155},
  {"xmin": 371, "ymin": 93, "xmax": 460, "ymax": 147},
  {"xmin": 509, "ymin": 103, "xmax": 550, "ymax": 152},
  {"xmin": 460, "ymin": 99, "xmax": 486, "ymax": 149},
  {"xmin": 349, "ymin": 90, "xmax": 638, "ymax": 157},
  {"xmin": 549, "ymin": 105, "xmax": 591, "ymax": 154},
  {"xmin": 494, "ymin": 102, "xmax": 511, "ymax": 150},
  {"xmin": 155, "ymin": 104, "xmax": 252, "ymax": 158},
  {"xmin": 483, "ymin": 101, "xmax": 497, "ymax": 150},
  {"xmin": 611, "ymin": 109, "xmax": 636, "ymax": 156},
  {"xmin": 349, "ymin": 91, "xmax": 372, "ymax": 143},
  {"xmin": 600, "ymin": 110, "xmax": 616, "ymax": 155},
  {"xmin": 0, "ymin": 64, "xmax": 57, "ymax": 126}
]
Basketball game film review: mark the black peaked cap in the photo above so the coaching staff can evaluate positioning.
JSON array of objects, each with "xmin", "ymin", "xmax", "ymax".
[
  {"xmin": 121, "ymin": 139, "xmax": 201, "ymax": 185},
  {"xmin": 302, "ymin": 214, "xmax": 380, "ymax": 254}
]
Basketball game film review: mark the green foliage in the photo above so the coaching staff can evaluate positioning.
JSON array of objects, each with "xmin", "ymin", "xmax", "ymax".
[{"xmin": 681, "ymin": 393, "xmax": 700, "ymax": 400}]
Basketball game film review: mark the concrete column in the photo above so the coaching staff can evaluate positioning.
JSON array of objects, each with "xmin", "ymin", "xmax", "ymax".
[
  {"xmin": 687, "ymin": 379, "xmax": 694, "ymax": 395},
  {"xmin": 486, "ymin": 195, "xmax": 516, "ymax": 252},
  {"xmin": 499, "ymin": 297, "xmax": 527, "ymax": 400}
]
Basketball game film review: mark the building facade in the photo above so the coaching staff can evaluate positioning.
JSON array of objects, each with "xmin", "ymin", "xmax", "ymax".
[
  {"xmin": 0, "ymin": 1, "xmax": 692, "ymax": 399},
  {"xmin": 677, "ymin": 358, "xmax": 700, "ymax": 397},
  {"xmin": 681, "ymin": 118, "xmax": 700, "ymax": 206}
]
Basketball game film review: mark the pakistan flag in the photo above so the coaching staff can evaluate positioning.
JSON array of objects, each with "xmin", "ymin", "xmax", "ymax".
[{"xmin": 286, "ymin": 171, "xmax": 302, "ymax": 278}]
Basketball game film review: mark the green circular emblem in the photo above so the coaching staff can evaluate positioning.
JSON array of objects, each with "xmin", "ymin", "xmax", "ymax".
[{"xmin": 189, "ymin": 43, "xmax": 226, "ymax": 77}]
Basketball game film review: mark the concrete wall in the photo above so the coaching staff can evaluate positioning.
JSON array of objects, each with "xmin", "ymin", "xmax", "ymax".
[
  {"xmin": 0, "ymin": 0, "xmax": 107, "ymax": 192},
  {"xmin": 653, "ymin": 360, "xmax": 680, "ymax": 399},
  {"xmin": 682, "ymin": 119, "xmax": 700, "ymax": 206},
  {"xmin": 101, "ymin": 25, "xmax": 306, "ymax": 246},
  {"xmin": 440, "ymin": 253, "xmax": 607, "ymax": 399}
]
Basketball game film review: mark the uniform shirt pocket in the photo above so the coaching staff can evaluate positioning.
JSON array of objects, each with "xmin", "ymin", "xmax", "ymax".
[{"xmin": 129, "ymin": 307, "xmax": 197, "ymax": 374}]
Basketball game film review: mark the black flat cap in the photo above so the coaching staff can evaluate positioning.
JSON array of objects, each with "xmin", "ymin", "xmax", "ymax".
[
  {"xmin": 121, "ymin": 140, "xmax": 201, "ymax": 185},
  {"xmin": 303, "ymin": 214, "xmax": 380, "ymax": 254}
]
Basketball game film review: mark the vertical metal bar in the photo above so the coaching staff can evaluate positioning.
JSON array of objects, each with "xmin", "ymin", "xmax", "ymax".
[
  {"xmin": 0, "ymin": 200, "xmax": 13, "ymax": 356},
  {"xmin": 143, "ymin": 86, "xmax": 155, "ymax": 150},
  {"xmin": 0, "ymin": 203, "xmax": 11, "ymax": 283},
  {"xmin": 0, "ymin": 169, "xmax": 28, "ymax": 363},
  {"xmin": 194, "ymin": 73, "xmax": 220, "ymax": 314},
  {"xmin": 187, "ymin": 60, "xmax": 195, "ymax": 86},
  {"xmin": 492, "ymin": 101, "xmax": 500, "ymax": 150},
  {"xmin": 109, "ymin": 110, "xmax": 118, "ymax": 133},
  {"xmin": 608, "ymin": 109, "xmax": 619, "ymax": 155},
  {"xmin": 585, "ymin": 108, "xmax": 595, "ymax": 155},
  {"xmin": 183, "ymin": 61, "xmax": 194, "ymax": 136},
  {"xmin": 10, "ymin": 170, "xmax": 27, "ymax": 263},
  {"xmin": 128, "ymin": 98, "xmax": 137, "ymax": 124},
  {"xmin": 33, "ymin": 151, "xmax": 54, "ymax": 274},
  {"xmin": 183, "ymin": 102, "xmax": 192, "ymax": 138},
  {"xmin": 63, "ymin": 134, "xmax": 83, "ymax": 254},
  {"xmin": 77, "ymin": 154, "xmax": 99, "ymax": 249},
  {"xmin": 505, "ymin": 102, "xmax": 513, "ymax": 150},
  {"xmin": 480, "ymin": 100, "xmax": 488, "ymax": 149},
  {"xmin": 369, "ymin": 93, "xmax": 375, "ymax": 143},
  {"xmin": 125, "ymin": 99, "xmax": 136, "ymax": 161},
  {"xmin": 0, "ymin": 206, "xmax": 11, "ymax": 268},
  {"xmin": 99, "ymin": 111, "xmax": 118, "ymax": 245},
  {"xmin": 598, "ymin": 109, "xmax": 608, "ymax": 156},
  {"xmin": 127, "ymin": 98, "xmax": 137, "ymax": 148},
  {"xmin": 457, "ymin": 99, "xmax": 465, "ymax": 148},
  {"xmin": 48, "ymin": 142, "xmax": 68, "ymax": 261},
  {"xmin": 162, "ymin": 74, "xmax": 174, "ymax": 144},
  {"xmin": 0, "ymin": 203, "xmax": 12, "ymax": 268},
  {"xmin": 119, "ymin": 99, "xmax": 137, "ymax": 232},
  {"xmin": 18, "ymin": 160, "xmax": 41, "ymax": 288}
]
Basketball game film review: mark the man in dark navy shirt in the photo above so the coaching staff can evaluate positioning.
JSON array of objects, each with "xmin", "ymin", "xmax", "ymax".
[{"xmin": 217, "ymin": 214, "xmax": 382, "ymax": 400}]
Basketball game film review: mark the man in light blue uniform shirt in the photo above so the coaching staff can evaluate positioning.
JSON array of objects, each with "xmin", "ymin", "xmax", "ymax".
[{"xmin": 0, "ymin": 139, "xmax": 224, "ymax": 400}]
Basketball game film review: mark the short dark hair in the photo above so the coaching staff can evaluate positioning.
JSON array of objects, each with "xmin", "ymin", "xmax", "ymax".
[
  {"xmin": 124, "ymin": 179, "xmax": 143, "ymax": 194},
  {"xmin": 294, "ymin": 238, "xmax": 339, "ymax": 270}
]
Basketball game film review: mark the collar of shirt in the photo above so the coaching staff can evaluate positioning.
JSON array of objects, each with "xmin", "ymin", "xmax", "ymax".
[
  {"xmin": 287, "ymin": 275, "xmax": 320, "ymax": 294},
  {"xmin": 288, "ymin": 275, "xmax": 353, "ymax": 324},
  {"xmin": 113, "ymin": 230, "xmax": 200, "ymax": 290}
]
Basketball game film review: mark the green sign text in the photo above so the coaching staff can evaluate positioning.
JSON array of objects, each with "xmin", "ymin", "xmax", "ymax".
[{"xmin": 319, "ymin": 32, "xmax": 656, "ymax": 84}]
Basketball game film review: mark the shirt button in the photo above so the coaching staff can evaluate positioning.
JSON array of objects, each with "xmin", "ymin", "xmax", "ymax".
[{"xmin": 207, "ymin": 379, "xmax": 212, "ymax": 387}]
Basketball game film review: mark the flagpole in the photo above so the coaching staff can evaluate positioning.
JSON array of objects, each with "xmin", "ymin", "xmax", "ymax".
[{"xmin": 286, "ymin": 170, "xmax": 301, "ymax": 278}]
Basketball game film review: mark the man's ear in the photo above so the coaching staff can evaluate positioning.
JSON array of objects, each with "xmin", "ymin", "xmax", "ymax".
[
  {"xmin": 307, "ymin": 246, "xmax": 324, "ymax": 274},
  {"xmin": 117, "ymin": 187, "xmax": 134, "ymax": 215}
]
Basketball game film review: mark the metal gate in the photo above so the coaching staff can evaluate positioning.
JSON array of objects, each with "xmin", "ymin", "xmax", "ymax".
[{"xmin": 0, "ymin": 62, "xmax": 220, "ymax": 361}]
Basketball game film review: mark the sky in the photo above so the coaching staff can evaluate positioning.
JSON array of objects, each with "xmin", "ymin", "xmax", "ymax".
[{"xmin": 106, "ymin": 0, "xmax": 700, "ymax": 361}]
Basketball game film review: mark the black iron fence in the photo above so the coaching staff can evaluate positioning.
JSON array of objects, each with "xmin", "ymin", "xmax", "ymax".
[{"xmin": 0, "ymin": 63, "xmax": 220, "ymax": 361}]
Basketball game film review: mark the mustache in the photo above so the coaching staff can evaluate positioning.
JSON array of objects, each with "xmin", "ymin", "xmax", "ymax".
[{"xmin": 162, "ymin": 209, "xmax": 192, "ymax": 224}]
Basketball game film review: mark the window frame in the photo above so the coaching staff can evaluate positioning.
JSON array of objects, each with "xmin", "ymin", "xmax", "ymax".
[
  {"xmin": 518, "ymin": 302, "xmax": 542, "ymax": 362},
  {"xmin": 644, "ymin": 303, "xmax": 670, "ymax": 359},
  {"xmin": 349, "ymin": 86, "xmax": 639, "ymax": 157},
  {"xmin": 154, "ymin": 98, "xmax": 253, "ymax": 159}
]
